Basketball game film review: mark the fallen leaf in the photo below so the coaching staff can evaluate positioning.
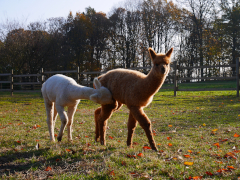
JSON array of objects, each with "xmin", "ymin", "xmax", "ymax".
[
  {"xmin": 183, "ymin": 155, "xmax": 191, "ymax": 158},
  {"xmin": 137, "ymin": 153, "xmax": 144, "ymax": 157},
  {"xmin": 227, "ymin": 166, "xmax": 235, "ymax": 169},
  {"xmin": 212, "ymin": 129, "xmax": 218, "ymax": 132},
  {"xmin": 205, "ymin": 171, "xmax": 213, "ymax": 176},
  {"xmin": 168, "ymin": 143, "xmax": 173, "ymax": 147},
  {"xmin": 224, "ymin": 152, "xmax": 237, "ymax": 159},
  {"xmin": 121, "ymin": 161, "xmax": 126, "ymax": 166},
  {"xmin": 213, "ymin": 142, "xmax": 220, "ymax": 148},
  {"xmin": 234, "ymin": 133, "xmax": 240, "ymax": 137},
  {"xmin": 109, "ymin": 136, "xmax": 113, "ymax": 139},
  {"xmin": 16, "ymin": 141, "xmax": 21, "ymax": 144},
  {"xmin": 127, "ymin": 154, "xmax": 137, "ymax": 158},
  {"xmin": 184, "ymin": 162, "xmax": 194, "ymax": 166},
  {"xmin": 167, "ymin": 137, "xmax": 172, "ymax": 140},
  {"xmin": 217, "ymin": 168, "xmax": 228, "ymax": 173},
  {"xmin": 168, "ymin": 125, "xmax": 173, "ymax": 127},
  {"xmin": 188, "ymin": 150, "xmax": 193, "ymax": 153},
  {"xmin": 143, "ymin": 146, "xmax": 151, "ymax": 150},
  {"xmin": 192, "ymin": 176, "xmax": 203, "ymax": 179},
  {"xmin": 110, "ymin": 170, "xmax": 115, "ymax": 176},
  {"xmin": 45, "ymin": 166, "xmax": 52, "ymax": 171}
]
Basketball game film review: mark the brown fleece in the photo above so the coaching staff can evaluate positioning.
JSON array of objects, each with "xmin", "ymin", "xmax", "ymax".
[{"xmin": 95, "ymin": 47, "xmax": 173, "ymax": 151}]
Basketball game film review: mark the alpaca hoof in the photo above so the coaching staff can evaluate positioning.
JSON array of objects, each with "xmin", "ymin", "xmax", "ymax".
[
  {"xmin": 57, "ymin": 136, "xmax": 62, "ymax": 142},
  {"xmin": 100, "ymin": 141, "xmax": 106, "ymax": 145},
  {"xmin": 152, "ymin": 147, "xmax": 158, "ymax": 151}
]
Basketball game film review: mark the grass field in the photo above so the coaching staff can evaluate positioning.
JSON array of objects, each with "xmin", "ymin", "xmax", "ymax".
[{"xmin": 0, "ymin": 88, "xmax": 240, "ymax": 179}]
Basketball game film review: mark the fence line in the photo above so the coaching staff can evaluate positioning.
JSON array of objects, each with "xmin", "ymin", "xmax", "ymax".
[{"xmin": 0, "ymin": 58, "xmax": 239, "ymax": 97}]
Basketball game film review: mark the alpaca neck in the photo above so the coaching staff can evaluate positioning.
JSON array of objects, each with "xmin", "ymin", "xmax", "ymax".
[
  {"xmin": 70, "ymin": 84, "xmax": 96, "ymax": 100},
  {"xmin": 143, "ymin": 69, "xmax": 166, "ymax": 97}
]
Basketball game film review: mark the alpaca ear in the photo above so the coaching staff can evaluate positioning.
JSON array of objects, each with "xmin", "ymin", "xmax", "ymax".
[
  {"xmin": 166, "ymin": 48, "xmax": 173, "ymax": 57},
  {"xmin": 93, "ymin": 78, "xmax": 101, "ymax": 89},
  {"xmin": 148, "ymin": 48, "xmax": 156, "ymax": 60}
]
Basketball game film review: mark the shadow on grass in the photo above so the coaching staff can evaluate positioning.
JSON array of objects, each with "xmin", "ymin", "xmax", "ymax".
[{"xmin": 0, "ymin": 148, "xmax": 52, "ymax": 175}]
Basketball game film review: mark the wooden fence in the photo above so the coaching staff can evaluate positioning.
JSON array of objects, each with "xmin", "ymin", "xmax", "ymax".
[{"xmin": 0, "ymin": 58, "xmax": 239, "ymax": 97}]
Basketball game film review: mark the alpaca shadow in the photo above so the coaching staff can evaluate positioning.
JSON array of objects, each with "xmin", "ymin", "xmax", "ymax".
[{"xmin": 0, "ymin": 147, "xmax": 51, "ymax": 175}]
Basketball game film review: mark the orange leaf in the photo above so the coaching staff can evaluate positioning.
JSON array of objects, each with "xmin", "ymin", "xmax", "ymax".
[
  {"xmin": 167, "ymin": 137, "xmax": 172, "ymax": 140},
  {"xmin": 143, "ymin": 146, "xmax": 151, "ymax": 150},
  {"xmin": 188, "ymin": 150, "xmax": 193, "ymax": 153},
  {"xmin": 183, "ymin": 155, "xmax": 191, "ymax": 158},
  {"xmin": 66, "ymin": 149, "xmax": 72, "ymax": 152},
  {"xmin": 192, "ymin": 176, "xmax": 203, "ymax": 179},
  {"xmin": 212, "ymin": 129, "xmax": 218, "ymax": 132},
  {"xmin": 16, "ymin": 141, "xmax": 21, "ymax": 144},
  {"xmin": 127, "ymin": 154, "xmax": 137, "ymax": 158},
  {"xmin": 184, "ymin": 162, "xmax": 194, "ymax": 166},
  {"xmin": 36, "ymin": 125, "xmax": 41, "ymax": 128},
  {"xmin": 110, "ymin": 170, "xmax": 115, "ymax": 176},
  {"xmin": 217, "ymin": 168, "xmax": 227, "ymax": 173},
  {"xmin": 137, "ymin": 153, "xmax": 144, "ymax": 157},
  {"xmin": 227, "ymin": 166, "xmax": 235, "ymax": 169},
  {"xmin": 213, "ymin": 143, "xmax": 220, "ymax": 148},
  {"xmin": 234, "ymin": 133, "xmax": 240, "ymax": 137},
  {"xmin": 168, "ymin": 143, "xmax": 173, "ymax": 147},
  {"xmin": 54, "ymin": 134, "xmax": 57, "ymax": 137},
  {"xmin": 109, "ymin": 136, "xmax": 113, "ymax": 139},
  {"xmin": 121, "ymin": 161, "xmax": 126, "ymax": 166},
  {"xmin": 168, "ymin": 125, "xmax": 173, "ymax": 127},
  {"xmin": 45, "ymin": 166, "xmax": 52, "ymax": 171},
  {"xmin": 224, "ymin": 152, "xmax": 237, "ymax": 159},
  {"xmin": 206, "ymin": 171, "xmax": 213, "ymax": 176}
]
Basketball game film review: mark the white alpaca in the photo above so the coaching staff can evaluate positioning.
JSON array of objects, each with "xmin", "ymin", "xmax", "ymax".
[{"xmin": 41, "ymin": 74, "xmax": 113, "ymax": 142}]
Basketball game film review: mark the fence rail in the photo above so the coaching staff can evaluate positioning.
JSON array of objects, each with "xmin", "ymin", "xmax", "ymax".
[{"xmin": 0, "ymin": 58, "xmax": 239, "ymax": 97}]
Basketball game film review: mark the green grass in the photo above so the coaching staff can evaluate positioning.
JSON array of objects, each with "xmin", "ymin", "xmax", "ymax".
[{"xmin": 0, "ymin": 89, "xmax": 240, "ymax": 179}]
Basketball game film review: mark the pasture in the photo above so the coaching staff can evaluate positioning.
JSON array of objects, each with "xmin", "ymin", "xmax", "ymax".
[{"xmin": 0, "ymin": 87, "xmax": 239, "ymax": 179}]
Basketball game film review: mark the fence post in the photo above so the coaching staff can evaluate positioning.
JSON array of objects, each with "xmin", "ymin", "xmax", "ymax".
[
  {"xmin": 237, "ymin": 58, "xmax": 239, "ymax": 97},
  {"xmin": 173, "ymin": 61, "xmax": 178, "ymax": 96},
  {"xmin": 77, "ymin": 66, "xmax": 80, "ymax": 84},
  {"xmin": 11, "ymin": 69, "xmax": 13, "ymax": 96},
  {"xmin": 40, "ymin": 68, "xmax": 44, "ymax": 85}
]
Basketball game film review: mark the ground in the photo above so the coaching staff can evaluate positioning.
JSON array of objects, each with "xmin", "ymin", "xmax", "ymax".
[{"xmin": 0, "ymin": 84, "xmax": 239, "ymax": 179}]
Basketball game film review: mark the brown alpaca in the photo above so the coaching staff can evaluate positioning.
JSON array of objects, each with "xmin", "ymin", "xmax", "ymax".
[{"xmin": 94, "ymin": 47, "xmax": 173, "ymax": 151}]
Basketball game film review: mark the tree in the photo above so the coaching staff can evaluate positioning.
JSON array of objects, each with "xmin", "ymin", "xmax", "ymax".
[{"xmin": 220, "ymin": 0, "xmax": 240, "ymax": 74}]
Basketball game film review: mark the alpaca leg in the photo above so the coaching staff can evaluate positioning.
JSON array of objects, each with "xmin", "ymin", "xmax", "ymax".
[
  {"xmin": 44, "ymin": 98, "xmax": 55, "ymax": 142},
  {"xmin": 53, "ymin": 103, "xmax": 58, "ymax": 128},
  {"xmin": 98, "ymin": 102, "xmax": 118, "ymax": 145},
  {"xmin": 129, "ymin": 106, "xmax": 158, "ymax": 151},
  {"xmin": 127, "ymin": 112, "xmax": 138, "ymax": 147},
  {"xmin": 55, "ymin": 105, "xmax": 68, "ymax": 142},
  {"xmin": 67, "ymin": 105, "xmax": 77, "ymax": 141},
  {"xmin": 94, "ymin": 107, "xmax": 101, "ymax": 142}
]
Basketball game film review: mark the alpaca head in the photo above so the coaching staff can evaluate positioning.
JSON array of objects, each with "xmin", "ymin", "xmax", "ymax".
[
  {"xmin": 90, "ymin": 78, "xmax": 113, "ymax": 105},
  {"xmin": 148, "ymin": 47, "xmax": 173, "ymax": 77}
]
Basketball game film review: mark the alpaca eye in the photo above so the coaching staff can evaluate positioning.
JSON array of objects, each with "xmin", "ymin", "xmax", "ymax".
[{"xmin": 155, "ymin": 64, "xmax": 159, "ymax": 67}]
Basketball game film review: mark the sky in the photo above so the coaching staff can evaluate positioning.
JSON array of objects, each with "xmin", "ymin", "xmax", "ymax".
[{"xmin": 0, "ymin": 0, "xmax": 124, "ymax": 25}]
